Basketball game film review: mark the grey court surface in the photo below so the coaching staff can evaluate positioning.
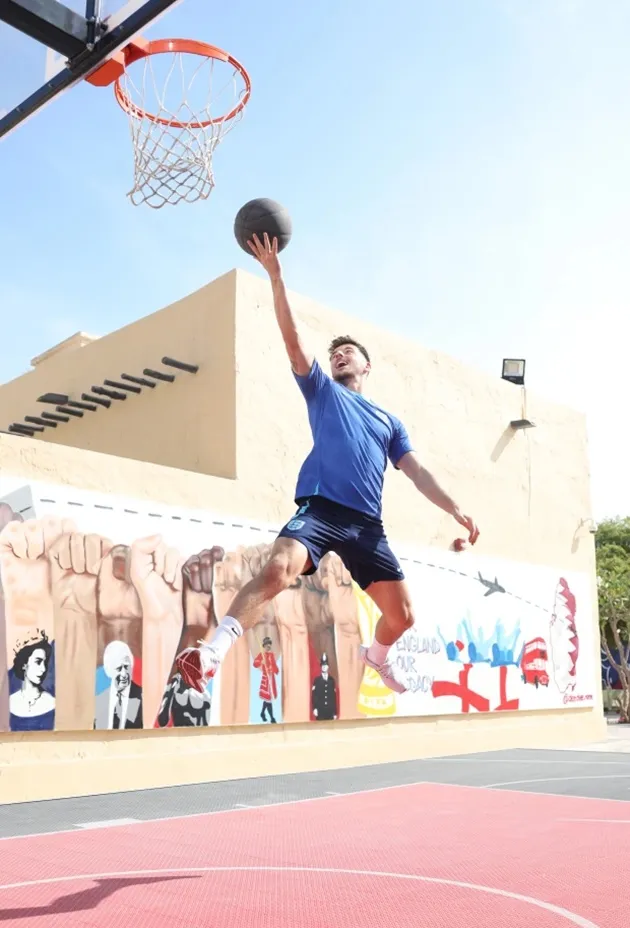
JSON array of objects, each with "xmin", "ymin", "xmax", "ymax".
[{"xmin": 1, "ymin": 746, "xmax": 630, "ymax": 840}]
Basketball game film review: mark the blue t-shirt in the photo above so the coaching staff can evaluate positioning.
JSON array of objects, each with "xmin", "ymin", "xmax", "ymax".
[{"xmin": 293, "ymin": 360, "xmax": 413, "ymax": 519}]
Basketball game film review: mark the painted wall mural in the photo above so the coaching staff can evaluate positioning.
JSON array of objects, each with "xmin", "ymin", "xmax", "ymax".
[{"xmin": 0, "ymin": 479, "xmax": 597, "ymax": 732}]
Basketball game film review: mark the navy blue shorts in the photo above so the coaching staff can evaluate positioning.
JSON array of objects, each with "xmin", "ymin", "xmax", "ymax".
[{"xmin": 277, "ymin": 496, "xmax": 404, "ymax": 590}]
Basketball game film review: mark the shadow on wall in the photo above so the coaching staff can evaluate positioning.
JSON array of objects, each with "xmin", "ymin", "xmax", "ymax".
[{"xmin": 491, "ymin": 426, "xmax": 517, "ymax": 463}]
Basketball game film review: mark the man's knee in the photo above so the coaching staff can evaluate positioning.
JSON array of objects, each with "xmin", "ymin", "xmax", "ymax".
[
  {"xmin": 391, "ymin": 584, "xmax": 415, "ymax": 631},
  {"xmin": 400, "ymin": 598, "xmax": 415, "ymax": 631},
  {"xmin": 261, "ymin": 550, "xmax": 303, "ymax": 596}
]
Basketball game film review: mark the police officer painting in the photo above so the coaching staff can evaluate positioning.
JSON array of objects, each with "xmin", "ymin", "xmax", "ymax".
[{"xmin": 311, "ymin": 653, "xmax": 338, "ymax": 721}]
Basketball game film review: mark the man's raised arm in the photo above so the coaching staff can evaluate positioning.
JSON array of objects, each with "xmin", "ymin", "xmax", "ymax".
[{"xmin": 248, "ymin": 233, "xmax": 313, "ymax": 376}]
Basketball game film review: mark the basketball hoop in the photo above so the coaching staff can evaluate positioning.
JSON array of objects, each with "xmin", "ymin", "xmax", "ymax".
[{"xmin": 88, "ymin": 38, "xmax": 251, "ymax": 208}]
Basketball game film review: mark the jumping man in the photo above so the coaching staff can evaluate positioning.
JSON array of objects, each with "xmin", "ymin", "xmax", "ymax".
[{"xmin": 176, "ymin": 233, "xmax": 479, "ymax": 695}]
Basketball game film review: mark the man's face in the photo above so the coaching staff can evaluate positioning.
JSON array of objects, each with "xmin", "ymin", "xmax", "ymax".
[
  {"xmin": 330, "ymin": 344, "xmax": 370, "ymax": 384},
  {"xmin": 263, "ymin": 641, "xmax": 272, "ymax": 652},
  {"xmin": 114, "ymin": 657, "xmax": 132, "ymax": 693}
]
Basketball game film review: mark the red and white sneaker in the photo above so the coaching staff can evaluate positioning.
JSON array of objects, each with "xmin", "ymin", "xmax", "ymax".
[
  {"xmin": 360, "ymin": 645, "xmax": 408, "ymax": 694},
  {"xmin": 176, "ymin": 643, "xmax": 220, "ymax": 693}
]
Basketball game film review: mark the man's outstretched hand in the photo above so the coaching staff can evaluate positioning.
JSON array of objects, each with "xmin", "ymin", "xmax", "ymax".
[
  {"xmin": 248, "ymin": 232, "xmax": 282, "ymax": 281},
  {"xmin": 452, "ymin": 511, "xmax": 480, "ymax": 551}
]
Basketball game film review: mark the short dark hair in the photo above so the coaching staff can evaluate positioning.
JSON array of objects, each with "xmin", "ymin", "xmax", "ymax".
[{"xmin": 328, "ymin": 335, "xmax": 370, "ymax": 363}]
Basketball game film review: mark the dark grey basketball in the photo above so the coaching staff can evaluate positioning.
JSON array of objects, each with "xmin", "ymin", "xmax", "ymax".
[{"xmin": 234, "ymin": 198, "xmax": 292, "ymax": 255}]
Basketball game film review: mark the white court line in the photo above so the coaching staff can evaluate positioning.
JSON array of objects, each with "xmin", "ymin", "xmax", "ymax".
[
  {"xmin": 0, "ymin": 865, "xmax": 601, "ymax": 927},
  {"xmin": 484, "ymin": 774, "xmax": 630, "ymax": 788},
  {"xmin": 74, "ymin": 819, "xmax": 140, "ymax": 830},
  {"xmin": 2, "ymin": 776, "xmax": 630, "ymax": 845},
  {"xmin": 425, "ymin": 780, "xmax": 630, "ymax": 806},
  {"xmin": 0, "ymin": 781, "xmax": 429, "ymax": 843},
  {"xmin": 440, "ymin": 757, "xmax": 630, "ymax": 766},
  {"xmin": 233, "ymin": 804, "xmax": 253, "ymax": 809}
]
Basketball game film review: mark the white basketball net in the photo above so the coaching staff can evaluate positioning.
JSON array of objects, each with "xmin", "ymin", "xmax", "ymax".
[{"xmin": 118, "ymin": 50, "xmax": 249, "ymax": 208}]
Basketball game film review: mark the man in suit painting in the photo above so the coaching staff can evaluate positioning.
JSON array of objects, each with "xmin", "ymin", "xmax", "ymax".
[{"xmin": 95, "ymin": 640, "xmax": 143, "ymax": 730}]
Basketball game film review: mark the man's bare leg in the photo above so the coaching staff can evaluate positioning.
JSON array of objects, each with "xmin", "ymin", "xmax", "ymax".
[
  {"xmin": 359, "ymin": 579, "xmax": 415, "ymax": 694},
  {"xmin": 176, "ymin": 537, "xmax": 311, "ymax": 691}
]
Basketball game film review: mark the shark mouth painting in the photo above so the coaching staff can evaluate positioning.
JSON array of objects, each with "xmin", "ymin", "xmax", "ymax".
[{"xmin": 549, "ymin": 578, "xmax": 579, "ymax": 693}]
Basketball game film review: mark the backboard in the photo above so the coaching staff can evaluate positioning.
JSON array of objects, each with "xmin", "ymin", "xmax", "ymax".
[{"xmin": 0, "ymin": 0, "xmax": 184, "ymax": 139}]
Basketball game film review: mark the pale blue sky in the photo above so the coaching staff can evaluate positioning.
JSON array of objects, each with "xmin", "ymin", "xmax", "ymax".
[{"xmin": 0, "ymin": 0, "xmax": 627, "ymax": 519}]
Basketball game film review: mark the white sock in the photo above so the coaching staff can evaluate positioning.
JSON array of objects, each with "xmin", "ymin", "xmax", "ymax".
[
  {"xmin": 366, "ymin": 639, "xmax": 390, "ymax": 666},
  {"xmin": 201, "ymin": 616, "xmax": 243, "ymax": 666}
]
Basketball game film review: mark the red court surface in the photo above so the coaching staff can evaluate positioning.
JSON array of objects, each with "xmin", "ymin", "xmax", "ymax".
[{"xmin": 0, "ymin": 782, "xmax": 627, "ymax": 927}]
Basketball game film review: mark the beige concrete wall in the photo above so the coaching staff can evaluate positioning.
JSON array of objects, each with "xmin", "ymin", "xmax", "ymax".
[
  {"xmin": 0, "ymin": 266, "xmax": 605, "ymax": 804},
  {"xmin": 234, "ymin": 268, "xmax": 595, "ymax": 571},
  {"xmin": 0, "ymin": 703, "xmax": 602, "ymax": 804},
  {"xmin": 0, "ymin": 270, "xmax": 237, "ymax": 479}
]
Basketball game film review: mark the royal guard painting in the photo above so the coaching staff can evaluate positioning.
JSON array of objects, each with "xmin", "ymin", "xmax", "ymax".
[{"xmin": 253, "ymin": 636, "xmax": 280, "ymax": 724}]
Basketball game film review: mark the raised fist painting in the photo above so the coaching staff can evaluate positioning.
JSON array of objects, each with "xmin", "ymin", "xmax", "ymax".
[
  {"xmin": 156, "ymin": 545, "xmax": 224, "ymax": 728},
  {"xmin": 0, "ymin": 500, "xmax": 390, "ymax": 733},
  {"xmin": 0, "ymin": 502, "xmax": 23, "ymax": 731},
  {"xmin": 1, "ymin": 513, "xmax": 76, "ymax": 732},
  {"xmin": 49, "ymin": 531, "xmax": 114, "ymax": 730}
]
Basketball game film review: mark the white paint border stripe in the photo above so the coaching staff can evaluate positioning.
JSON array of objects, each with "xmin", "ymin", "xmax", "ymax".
[
  {"xmin": 0, "ymin": 866, "xmax": 601, "ymax": 927},
  {"xmin": 484, "ymin": 774, "xmax": 630, "ymax": 788},
  {"xmin": 74, "ymin": 818, "xmax": 141, "ymax": 829},
  {"xmin": 433, "ymin": 778, "xmax": 630, "ymax": 807},
  {"xmin": 0, "ymin": 781, "xmax": 428, "ymax": 843}
]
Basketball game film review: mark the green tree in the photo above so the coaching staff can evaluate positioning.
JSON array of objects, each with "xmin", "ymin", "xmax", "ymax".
[{"xmin": 596, "ymin": 518, "xmax": 630, "ymax": 722}]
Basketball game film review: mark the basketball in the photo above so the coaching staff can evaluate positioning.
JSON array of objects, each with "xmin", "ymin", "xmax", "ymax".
[{"xmin": 234, "ymin": 198, "xmax": 292, "ymax": 255}]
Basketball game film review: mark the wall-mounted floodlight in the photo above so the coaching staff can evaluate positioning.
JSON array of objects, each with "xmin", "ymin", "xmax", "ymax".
[{"xmin": 502, "ymin": 359, "xmax": 526, "ymax": 386}]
